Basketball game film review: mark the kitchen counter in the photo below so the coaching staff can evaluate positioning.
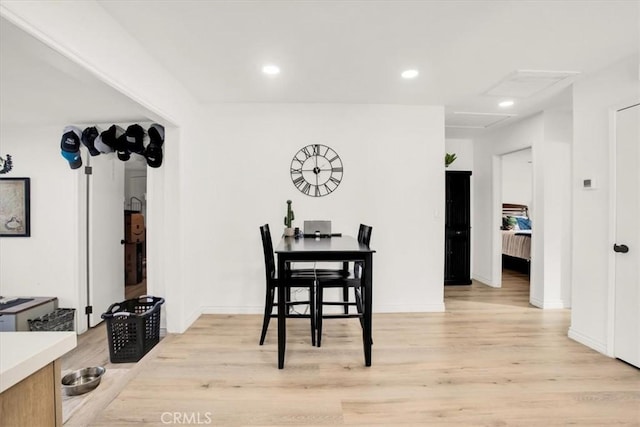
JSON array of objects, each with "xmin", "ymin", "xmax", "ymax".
[
  {"xmin": 0, "ymin": 331, "xmax": 76, "ymax": 426},
  {"xmin": 0, "ymin": 331, "xmax": 76, "ymax": 392}
]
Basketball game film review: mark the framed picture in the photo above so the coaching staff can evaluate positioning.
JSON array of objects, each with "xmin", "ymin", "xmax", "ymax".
[{"xmin": 0, "ymin": 177, "xmax": 31, "ymax": 237}]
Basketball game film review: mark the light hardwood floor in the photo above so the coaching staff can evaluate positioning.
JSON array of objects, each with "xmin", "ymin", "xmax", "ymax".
[{"xmin": 65, "ymin": 270, "xmax": 639, "ymax": 426}]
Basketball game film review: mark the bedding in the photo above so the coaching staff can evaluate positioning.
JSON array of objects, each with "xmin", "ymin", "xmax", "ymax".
[
  {"xmin": 501, "ymin": 203, "xmax": 531, "ymax": 261},
  {"xmin": 502, "ymin": 230, "xmax": 531, "ymax": 261}
]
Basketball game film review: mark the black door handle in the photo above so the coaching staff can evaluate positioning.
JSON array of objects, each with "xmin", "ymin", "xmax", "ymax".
[
  {"xmin": 121, "ymin": 239, "xmax": 126, "ymax": 245},
  {"xmin": 613, "ymin": 244, "xmax": 629, "ymax": 253}
]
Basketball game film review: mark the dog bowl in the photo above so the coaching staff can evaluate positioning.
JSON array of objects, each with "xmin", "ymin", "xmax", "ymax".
[{"xmin": 61, "ymin": 366, "xmax": 106, "ymax": 396}]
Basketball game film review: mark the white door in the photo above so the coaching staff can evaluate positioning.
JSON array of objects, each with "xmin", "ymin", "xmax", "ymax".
[
  {"xmin": 614, "ymin": 103, "xmax": 640, "ymax": 367},
  {"xmin": 88, "ymin": 154, "xmax": 125, "ymax": 327}
]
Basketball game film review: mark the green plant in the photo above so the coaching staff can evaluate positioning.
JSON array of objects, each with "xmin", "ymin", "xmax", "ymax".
[
  {"xmin": 445, "ymin": 152, "xmax": 457, "ymax": 167},
  {"xmin": 284, "ymin": 200, "xmax": 295, "ymax": 228}
]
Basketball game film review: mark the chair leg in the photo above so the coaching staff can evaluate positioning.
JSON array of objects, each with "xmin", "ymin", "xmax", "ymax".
[
  {"xmin": 310, "ymin": 285, "xmax": 316, "ymax": 346},
  {"xmin": 342, "ymin": 286, "xmax": 349, "ymax": 314},
  {"xmin": 316, "ymin": 285, "xmax": 324, "ymax": 347},
  {"xmin": 354, "ymin": 288, "xmax": 373, "ymax": 346},
  {"xmin": 355, "ymin": 288, "xmax": 364, "ymax": 328},
  {"xmin": 259, "ymin": 287, "xmax": 275, "ymax": 345}
]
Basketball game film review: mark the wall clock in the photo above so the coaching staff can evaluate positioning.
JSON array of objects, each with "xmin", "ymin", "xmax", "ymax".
[{"xmin": 290, "ymin": 144, "xmax": 343, "ymax": 197}]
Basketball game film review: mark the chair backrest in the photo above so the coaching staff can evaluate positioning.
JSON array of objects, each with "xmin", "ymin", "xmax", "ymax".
[
  {"xmin": 358, "ymin": 224, "xmax": 373, "ymax": 246},
  {"xmin": 259, "ymin": 224, "xmax": 276, "ymax": 281},
  {"xmin": 355, "ymin": 224, "xmax": 372, "ymax": 277}
]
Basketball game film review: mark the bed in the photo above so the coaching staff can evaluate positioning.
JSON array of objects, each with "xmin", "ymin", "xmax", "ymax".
[{"xmin": 501, "ymin": 203, "xmax": 531, "ymax": 272}]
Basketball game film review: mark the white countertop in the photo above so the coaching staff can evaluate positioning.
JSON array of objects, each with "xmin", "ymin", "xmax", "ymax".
[{"xmin": 0, "ymin": 331, "xmax": 77, "ymax": 393}]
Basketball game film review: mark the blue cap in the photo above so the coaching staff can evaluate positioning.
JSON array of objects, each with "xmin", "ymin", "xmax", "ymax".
[{"xmin": 61, "ymin": 149, "xmax": 82, "ymax": 169}]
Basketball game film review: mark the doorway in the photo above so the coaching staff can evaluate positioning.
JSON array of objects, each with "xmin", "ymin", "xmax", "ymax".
[
  {"xmin": 500, "ymin": 148, "xmax": 533, "ymax": 292},
  {"xmin": 124, "ymin": 157, "xmax": 148, "ymax": 300},
  {"xmin": 82, "ymin": 144, "xmax": 149, "ymax": 331}
]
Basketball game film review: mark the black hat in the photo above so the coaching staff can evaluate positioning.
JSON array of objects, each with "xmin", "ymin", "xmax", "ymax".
[
  {"xmin": 81, "ymin": 126, "xmax": 101, "ymax": 156},
  {"xmin": 60, "ymin": 126, "xmax": 83, "ymax": 169},
  {"xmin": 145, "ymin": 123, "xmax": 164, "ymax": 168},
  {"xmin": 125, "ymin": 124, "xmax": 145, "ymax": 154},
  {"xmin": 96, "ymin": 125, "xmax": 116, "ymax": 153},
  {"xmin": 97, "ymin": 125, "xmax": 125, "ymax": 153},
  {"xmin": 115, "ymin": 128, "xmax": 130, "ymax": 161},
  {"xmin": 148, "ymin": 123, "xmax": 164, "ymax": 148}
]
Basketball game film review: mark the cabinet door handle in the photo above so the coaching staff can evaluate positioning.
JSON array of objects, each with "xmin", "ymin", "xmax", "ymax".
[{"xmin": 613, "ymin": 244, "xmax": 629, "ymax": 253}]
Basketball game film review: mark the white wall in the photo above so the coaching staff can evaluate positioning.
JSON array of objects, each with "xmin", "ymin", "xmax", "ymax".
[
  {"xmin": 569, "ymin": 54, "xmax": 640, "ymax": 355},
  {"xmin": 473, "ymin": 105, "xmax": 572, "ymax": 309},
  {"xmin": 183, "ymin": 104, "xmax": 446, "ymax": 314},
  {"xmin": 0, "ymin": 126, "xmax": 84, "ymax": 330},
  {"xmin": 502, "ymin": 148, "xmax": 532, "ymax": 207},
  {"xmin": 445, "ymin": 139, "xmax": 473, "ymax": 172},
  {"xmin": 540, "ymin": 109, "xmax": 572, "ymax": 308},
  {"xmin": 473, "ymin": 114, "xmax": 543, "ymax": 287}
]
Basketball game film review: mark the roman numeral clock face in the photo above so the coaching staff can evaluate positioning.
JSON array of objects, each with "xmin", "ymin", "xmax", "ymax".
[{"xmin": 290, "ymin": 144, "xmax": 343, "ymax": 197}]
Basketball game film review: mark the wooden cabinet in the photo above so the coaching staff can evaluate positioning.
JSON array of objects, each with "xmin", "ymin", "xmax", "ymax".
[
  {"xmin": 0, "ymin": 360, "xmax": 62, "ymax": 426},
  {"xmin": 445, "ymin": 171, "xmax": 472, "ymax": 285},
  {"xmin": 0, "ymin": 332, "xmax": 76, "ymax": 427}
]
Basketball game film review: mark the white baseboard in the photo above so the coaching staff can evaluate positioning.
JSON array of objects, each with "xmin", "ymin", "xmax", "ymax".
[
  {"xmin": 200, "ymin": 304, "xmax": 447, "ymax": 314},
  {"xmin": 200, "ymin": 306, "xmax": 263, "ymax": 314},
  {"xmin": 568, "ymin": 327, "xmax": 609, "ymax": 356},
  {"xmin": 180, "ymin": 307, "xmax": 203, "ymax": 333},
  {"xmin": 374, "ymin": 303, "xmax": 446, "ymax": 313},
  {"xmin": 473, "ymin": 274, "xmax": 498, "ymax": 287},
  {"xmin": 529, "ymin": 297, "xmax": 569, "ymax": 309}
]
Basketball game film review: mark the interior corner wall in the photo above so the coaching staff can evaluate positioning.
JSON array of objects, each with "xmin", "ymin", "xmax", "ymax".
[
  {"xmin": 180, "ymin": 104, "xmax": 446, "ymax": 314},
  {"xmin": 0, "ymin": 126, "xmax": 84, "ymax": 331},
  {"xmin": 541, "ymin": 109, "xmax": 572, "ymax": 308},
  {"xmin": 502, "ymin": 149, "xmax": 532, "ymax": 207},
  {"xmin": 472, "ymin": 114, "xmax": 543, "ymax": 287},
  {"xmin": 570, "ymin": 54, "xmax": 640, "ymax": 355},
  {"xmin": 473, "ymin": 107, "xmax": 573, "ymax": 309},
  {"xmin": 445, "ymin": 139, "xmax": 474, "ymax": 172}
]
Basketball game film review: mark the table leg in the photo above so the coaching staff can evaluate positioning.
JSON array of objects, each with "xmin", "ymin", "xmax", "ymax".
[
  {"xmin": 277, "ymin": 255, "xmax": 287, "ymax": 369},
  {"xmin": 362, "ymin": 254, "xmax": 373, "ymax": 367}
]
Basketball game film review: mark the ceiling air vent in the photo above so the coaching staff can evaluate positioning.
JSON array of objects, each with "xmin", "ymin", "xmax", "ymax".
[
  {"xmin": 445, "ymin": 112, "xmax": 516, "ymax": 129},
  {"xmin": 484, "ymin": 70, "xmax": 580, "ymax": 98}
]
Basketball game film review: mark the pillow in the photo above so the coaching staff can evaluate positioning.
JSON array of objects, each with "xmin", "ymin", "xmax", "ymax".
[
  {"xmin": 515, "ymin": 216, "xmax": 532, "ymax": 230},
  {"xmin": 502, "ymin": 216, "xmax": 517, "ymax": 230}
]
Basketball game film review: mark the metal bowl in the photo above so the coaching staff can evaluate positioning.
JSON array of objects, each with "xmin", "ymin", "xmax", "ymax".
[{"xmin": 61, "ymin": 366, "xmax": 106, "ymax": 396}]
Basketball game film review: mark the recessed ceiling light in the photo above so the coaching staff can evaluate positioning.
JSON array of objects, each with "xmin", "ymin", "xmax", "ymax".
[
  {"xmin": 401, "ymin": 69, "xmax": 419, "ymax": 79},
  {"xmin": 499, "ymin": 100, "xmax": 515, "ymax": 108},
  {"xmin": 262, "ymin": 64, "xmax": 280, "ymax": 76}
]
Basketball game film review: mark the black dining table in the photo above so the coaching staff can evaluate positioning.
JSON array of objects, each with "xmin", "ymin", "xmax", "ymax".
[{"xmin": 274, "ymin": 234, "xmax": 375, "ymax": 369}]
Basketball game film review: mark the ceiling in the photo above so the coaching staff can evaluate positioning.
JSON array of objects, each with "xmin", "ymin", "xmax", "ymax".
[
  {"xmin": 0, "ymin": 17, "xmax": 152, "ymax": 128},
  {"xmin": 1, "ymin": 1, "xmax": 638, "ymax": 138}
]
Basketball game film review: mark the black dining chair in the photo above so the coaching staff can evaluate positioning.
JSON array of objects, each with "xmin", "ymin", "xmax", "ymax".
[
  {"xmin": 315, "ymin": 224, "xmax": 372, "ymax": 347},
  {"xmin": 259, "ymin": 224, "xmax": 317, "ymax": 346},
  {"xmin": 293, "ymin": 224, "xmax": 372, "ymax": 312}
]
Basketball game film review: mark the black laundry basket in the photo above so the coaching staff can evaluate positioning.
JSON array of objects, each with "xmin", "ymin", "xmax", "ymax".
[{"xmin": 102, "ymin": 296, "xmax": 164, "ymax": 363}]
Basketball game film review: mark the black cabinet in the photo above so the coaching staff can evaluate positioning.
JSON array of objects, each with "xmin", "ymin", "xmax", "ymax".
[{"xmin": 445, "ymin": 171, "xmax": 472, "ymax": 285}]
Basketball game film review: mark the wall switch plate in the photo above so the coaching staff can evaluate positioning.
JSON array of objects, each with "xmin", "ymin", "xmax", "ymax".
[{"xmin": 583, "ymin": 178, "xmax": 597, "ymax": 189}]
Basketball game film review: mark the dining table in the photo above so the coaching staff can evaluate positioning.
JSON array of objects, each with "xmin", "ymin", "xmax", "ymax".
[{"xmin": 274, "ymin": 234, "xmax": 375, "ymax": 369}]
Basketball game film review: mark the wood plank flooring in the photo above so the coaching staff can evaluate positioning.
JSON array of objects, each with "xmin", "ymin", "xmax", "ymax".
[{"xmin": 67, "ymin": 270, "xmax": 639, "ymax": 425}]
